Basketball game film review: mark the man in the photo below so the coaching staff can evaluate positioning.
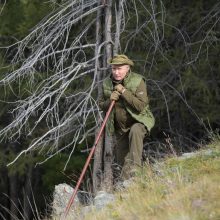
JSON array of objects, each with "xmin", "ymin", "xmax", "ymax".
[{"xmin": 99, "ymin": 54, "xmax": 155, "ymax": 180}]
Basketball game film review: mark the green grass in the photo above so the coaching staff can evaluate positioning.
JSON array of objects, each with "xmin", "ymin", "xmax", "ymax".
[{"xmin": 81, "ymin": 141, "xmax": 220, "ymax": 220}]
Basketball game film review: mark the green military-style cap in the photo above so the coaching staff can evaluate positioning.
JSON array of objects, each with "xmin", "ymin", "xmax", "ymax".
[{"xmin": 108, "ymin": 54, "xmax": 134, "ymax": 66}]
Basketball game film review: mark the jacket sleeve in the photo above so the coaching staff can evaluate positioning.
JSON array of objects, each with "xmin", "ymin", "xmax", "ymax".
[{"xmin": 121, "ymin": 79, "xmax": 148, "ymax": 113}]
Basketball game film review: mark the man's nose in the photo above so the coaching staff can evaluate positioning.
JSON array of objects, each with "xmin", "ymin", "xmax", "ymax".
[{"xmin": 115, "ymin": 69, "xmax": 119, "ymax": 74}]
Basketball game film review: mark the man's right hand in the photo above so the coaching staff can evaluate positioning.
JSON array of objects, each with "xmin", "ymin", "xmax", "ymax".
[{"xmin": 110, "ymin": 91, "xmax": 121, "ymax": 101}]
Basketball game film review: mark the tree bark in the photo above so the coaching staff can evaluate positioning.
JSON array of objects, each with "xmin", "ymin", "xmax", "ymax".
[
  {"xmin": 93, "ymin": 0, "xmax": 115, "ymax": 193},
  {"xmin": 102, "ymin": 133, "xmax": 114, "ymax": 192},
  {"xmin": 102, "ymin": 0, "xmax": 114, "ymax": 191},
  {"xmin": 92, "ymin": 1, "xmax": 105, "ymax": 194},
  {"xmin": 92, "ymin": 132, "xmax": 104, "ymax": 194},
  {"xmin": 104, "ymin": 0, "xmax": 113, "ymax": 64},
  {"xmin": 114, "ymin": 0, "xmax": 123, "ymax": 55}
]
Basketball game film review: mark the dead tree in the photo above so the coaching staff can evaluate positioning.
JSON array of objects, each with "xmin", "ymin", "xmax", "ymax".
[
  {"xmin": 0, "ymin": 0, "xmax": 125, "ymax": 194},
  {"xmin": 92, "ymin": 0, "xmax": 127, "ymax": 193}
]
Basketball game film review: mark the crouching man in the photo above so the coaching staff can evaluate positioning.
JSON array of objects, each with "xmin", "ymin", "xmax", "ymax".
[{"xmin": 99, "ymin": 54, "xmax": 155, "ymax": 180}]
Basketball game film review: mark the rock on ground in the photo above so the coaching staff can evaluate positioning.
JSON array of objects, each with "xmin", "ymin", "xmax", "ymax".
[
  {"xmin": 94, "ymin": 191, "xmax": 115, "ymax": 210},
  {"xmin": 52, "ymin": 184, "xmax": 115, "ymax": 218},
  {"xmin": 52, "ymin": 183, "xmax": 79, "ymax": 218}
]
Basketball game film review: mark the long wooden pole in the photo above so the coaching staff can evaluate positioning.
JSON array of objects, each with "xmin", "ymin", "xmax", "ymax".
[{"xmin": 63, "ymin": 100, "xmax": 115, "ymax": 219}]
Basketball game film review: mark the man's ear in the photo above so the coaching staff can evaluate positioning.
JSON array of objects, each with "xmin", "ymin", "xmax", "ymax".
[{"xmin": 127, "ymin": 65, "xmax": 130, "ymax": 72}]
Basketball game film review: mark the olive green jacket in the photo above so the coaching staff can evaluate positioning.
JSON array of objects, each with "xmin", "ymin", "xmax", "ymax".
[{"xmin": 100, "ymin": 72, "xmax": 155, "ymax": 134}]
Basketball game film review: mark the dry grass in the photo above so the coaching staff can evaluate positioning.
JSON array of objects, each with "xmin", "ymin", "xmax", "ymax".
[{"xmin": 81, "ymin": 141, "xmax": 220, "ymax": 220}]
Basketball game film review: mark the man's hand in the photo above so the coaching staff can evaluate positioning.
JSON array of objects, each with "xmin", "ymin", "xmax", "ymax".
[
  {"xmin": 110, "ymin": 91, "xmax": 121, "ymax": 101},
  {"xmin": 114, "ymin": 84, "xmax": 126, "ymax": 94}
]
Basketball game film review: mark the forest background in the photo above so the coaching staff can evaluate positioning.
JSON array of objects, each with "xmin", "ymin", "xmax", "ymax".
[{"xmin": 0, "ymin": 0, "xmax": 219, "ymax": 219}]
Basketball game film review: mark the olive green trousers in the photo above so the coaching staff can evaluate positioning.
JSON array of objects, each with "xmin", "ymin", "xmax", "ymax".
[{"xmin": 114, "ymin": 123, "xmax": 147, "ymax": 180}]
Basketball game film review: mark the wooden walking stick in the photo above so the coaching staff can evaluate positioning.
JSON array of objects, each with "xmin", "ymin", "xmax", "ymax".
[{"xmin": 63, "ymin": 100, "xmax": 115, "ymax": 219}]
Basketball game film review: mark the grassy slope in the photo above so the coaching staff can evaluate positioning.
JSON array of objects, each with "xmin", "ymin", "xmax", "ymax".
[{"xmin": 82, "ymin": 140, "xmax": 220, "ymax": 220}]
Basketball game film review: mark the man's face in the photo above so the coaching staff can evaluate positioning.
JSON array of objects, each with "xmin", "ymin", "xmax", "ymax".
[{"xmin": 111, "ymin": 64, "xmax": 130, "ymax": 81}]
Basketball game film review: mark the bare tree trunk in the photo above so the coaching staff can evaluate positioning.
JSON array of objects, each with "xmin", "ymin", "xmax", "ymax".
[
  {"xmin": 92, "ymin": 2, "xmax": 105, "ymax": 194},
  {"xmin": 102, "ymin": 134, "xmax": 114, "ymax": 192},
  {"xmin": 93, "ymin": 0, "xmax": 124, "ymax": 193},
  {"xmin": 114, "ymin": 0, "xmax": 123, "ymax": 55},
  {"xmin": 92, "ymin": 132, "xmax": 104, "ymax": 194},
  {"xmin": 102, "ymin": 0, "xmax": 114, "ymax": 192},
  {"xmin": 104, "ymin": 0, "xmax": 113, "ymax": 62},
  {"xmin": 93, "ymin": 0, "xmax": 115, "ymax": 193}
]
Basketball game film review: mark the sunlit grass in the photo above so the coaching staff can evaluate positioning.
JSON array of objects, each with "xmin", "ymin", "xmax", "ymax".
[{"xmin": 82, "ymin": 142, "xmax": 220, "ymax": 220}]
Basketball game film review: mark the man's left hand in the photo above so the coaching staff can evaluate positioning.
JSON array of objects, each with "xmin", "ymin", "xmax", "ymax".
[{"xmin": 114, "ymin": 84, "xmax": 126, "ymax": 94}]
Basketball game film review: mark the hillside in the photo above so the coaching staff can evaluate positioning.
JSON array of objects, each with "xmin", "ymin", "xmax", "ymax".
[{"xmin": 73, "ymin": 139, "xmax": 220, "ymax": 220}]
